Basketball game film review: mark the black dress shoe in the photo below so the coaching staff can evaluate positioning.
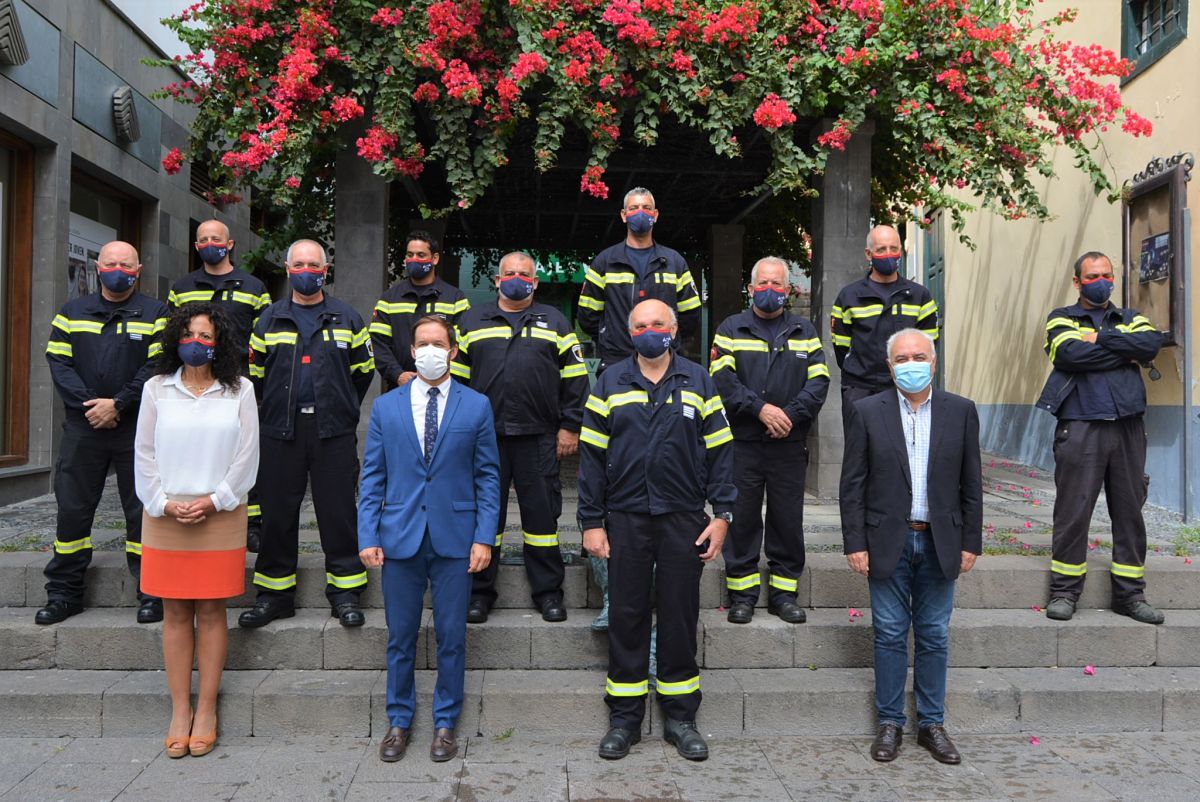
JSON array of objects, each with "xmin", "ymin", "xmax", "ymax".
[
  {"xmin": 598, "ymin": 726, "xmax": 641, "ymax": 759},
  {"xmin": 917, "ymin": 725, "xmax": 962, "ymax": 764},
  {"xmin": 430, "ymin": 727, "xmax": 458, "ymax": 762},
  {"xmin": 768, "ymin": 599, "xmax": 807, "ymax": 624},
  {"xmin": 540, "ymin": 598, "xmax": 567, "ymax": 622},
  {"xmin": 726, "ymin": 601, "xmax": 754, "ymax": 624},
  {"xmin": 246, "ymin": 522, "xmax": 261, "ymax": 554},
  {"xmin": 663, "ymin": 718, "xmax": 708, "ymax": 761},
  {"xmin": 379, "ymin": 726, "xmax": 410, "ymax": 762},
  {"xmin": 870, "ymin": 722, "xmax": 903, "ymax": 762},
  {"xmin": 137, "ymin": 598, "xmax": 164, "ymax": 624},
  {"xmin": 467, "ymin": 599, "xmax": 489, "ymax": 624},
  {"xmin": 332, "ymin": 603, "xmax": 365, "ymax": 627},
  {"xmin": 237, "ymin": 598, "xmax": 295, "ymax": 628},
  {"xmin": 1114, "ymin": 599, "xmax": 1165, "ymax": 625},
  {"xmin": 34, "ymin": 599, "xmax": 83, "ymax": 626}
]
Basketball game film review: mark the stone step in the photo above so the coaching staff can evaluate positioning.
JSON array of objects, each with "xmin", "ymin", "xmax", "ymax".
[
  {"xmin": 5, "ymin": 606, "xmax": 1198, "ymax": 672},
  {"xmin": 4, "ymin": 551, "xmax": 1199, "ymax": 611},
  {"xmin": 3, "ymin": 665, "xmax": 1198, "ymax": 739}
]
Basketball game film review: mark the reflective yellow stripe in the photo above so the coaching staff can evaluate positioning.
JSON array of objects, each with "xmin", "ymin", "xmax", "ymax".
[
  {"xmin": 703, "ymin": 396, "xmax": 724, "ymax": 418},
  {"xmin": 578, "ymin": 295, "xmax": 605, "ymax": 311},
  {"xmin": 51, "ymin": 314, "xmax": 71, "ymax": 333},
  {"xmin": 558, "ymin": 333, "xmax": 581, "ymax": 353},
  {"xmin": 921, "ymin": 327, "xmax": 940, "ymax": 341},
  {"xmin": 247, "ymin": 505, "xmax": 262, "ymax": 517},
  {"xmin": 585, "ymin": 396, "xmax": 610, "ymax": 417},
  {"xmin": 46, "ymin": 342, "xmax": 73, "ymax": 358},
  {"xmin": 605, "ymin": 677, "xmax": 648, "ymax": 697},
  {"xmin": 230, "ymin": 291, "xmax": 261, "ymax": 306},
  {"xmin": 608, "ymin": 390, "xmax": 649, "ymax": 408},
  {"xmin": 1046, "ymin": 317, "xmax": 1079, "ymax": 332},
  {"xmin": 125, "ymin": 321, "xmax": 156, "ymax": 335},
  {"xmin": 152, "ymin": 317, "xmax": 168, "ymax": 334},
  {"xmin": 250, "ymin": 334, "xmax": 267, "ymax": 352},
  {"xmin": 899, "ymin": 304, "xmax": 921, "ymax": 316},
  {"xmin": 376, "ymin": 301, "xmax": 418, "ymax": 314},
  {"xmin": 526, "ymin": 327, "xmax": 558, "ymax": 344},
  {"xmin": 493, "ymin": 532, "xmax": 503, "ymax": 547},
  {"xmin": 148, "ymin": 343, "xmax": 163, "ymax": 357},
  {"xmin": 1050, "ymin": 560, "xmax": 1087, "ymax": 577},
  {"xmin": 918, "ymin": 300, "xmax": 938, "ymax": 317},
  {"xmin": 655, "ymin": 272, "xmax": 678, "ymax": 284},
  {"xmin": 264, "ymin": 332, "xmax": 298, "ymax": 345},
  {"xmin": 350, "ymin": 358, "xmax": 375, "ymax": 374},
  {"xmin": 579, "ymin": 427, "xmax": 610, "ymax": 449},
  {"xmin": 125, "ymin": 540, "xmax": 142, "ymax": 556},
  {"xmin": 369, "ymin": 321, "xmax": 393, "ymax": 337},
  {"xmin": 173, "ymin": 290, "xmax": 215, "ymax": 304},
  {"xmin": 1110, "ymin": 562, "xmax": 1145, "ymax": 579},
  {"xmin": 847, "ymin": 305, "xmax": 884, "ymax": 319},
  {"xmin": 726, "ymin": 573, "xmax": 761, "ymax": 591},
  {"xmin": 352, "ymin": 328, "xmax": 371, "ymax": 347},
  {"xmin": 714, "ymin": 335, "xmax": 768, "ymax": 352},
  {"xmin": 655, "ymin": 675, "xmax": 700, "ymax": 696},
  {"xmin": 788, "ymin": 338, "xmax": 821, "ymax": 352},
  {"xmin": 831, "ymin": 305, "xmax": 844, "ymax": 318},
  {"xmin": 584, "ymin": 267, "xmax": 606, "ymax": 288},
  {"xmin": 769, "ymin": 574, "xmax": 798, "ymax": 592},
  {"xmin": 676, "ymin": 271, "xmax": 696, "ymax": 290},
  {"xmin": 322, "ymin": 328, "xmax": 354, "ymax": 343},
  {"xmin": 450, "ymin": 361, "xmax": 471, "ymax": 379},
  {"xmin": 704, "ymin": 427, "xmax": 733, "ymax": 448},
  {"xmin": 605, "ymin": 271, "xmax": 636, "ymax": 284},
  {"xmin": 253, "ymin": 572, "xmax": 297, "ymax": 590},
  {"xmin": 461, "ymin": 326, "xmax": 511, "ymax": 347},
  {"xmin": 65, "ymin": 319, "xmax": 104, "ymax": 334},
  {"xmin": 560, "ymin": 363, "xmax": 588, "ymax": 379},
  {"xmin": 807, "ymin": 364, "xmax": 831, "ymax": 380},
  {"xmin": 432, "ymin": 302, "xmax": 461, "ymax": 315},
  {"xmin": 523, "ymin": 531, "xmax": 559, "ymax": 547},
  {"xmin": 710, "ymin": 355, "xmax": 736, "ymax": 374},
  {"xmin": 679, "ymin": 391, "xmax": 705, "ymax": 415},
  {"xmin": 1048, "ymin": 330, "xmax": 1082, "ymax": 362},
  {"xmin": 326, "ymin": 571, "xmax": 368, "ymax": 589},
  {"xmin": 249, "ymin": 364, "xmax": 266, "ymax": 378},
  {"xmin": 832, "ymin": 334, "xmax": 852, "ymax": 347},
  {"xmin": 53, "ymin": 537, "xmax": 92, "ymax": 555},
  {"xmin": 677, "ymin": 295, "xmax": 701, "ymax": 312}
]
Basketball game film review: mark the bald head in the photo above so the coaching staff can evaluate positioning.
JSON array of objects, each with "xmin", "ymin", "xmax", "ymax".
[
  {"xmin": 866, "ymin": 225, "xmax": 901, "ymax": 253},
  {"xmin": 196, "ymin": 219, "xmax": 230, "ymax": 242},
  {"xmin": 628, "ymin": 299, "xmax": 677, "ymax": 333},
  {"xmin": 98, "ymin": 241, "xmax": 140, "ymax": 268}
]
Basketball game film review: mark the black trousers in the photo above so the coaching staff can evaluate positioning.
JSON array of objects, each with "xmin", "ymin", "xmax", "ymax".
[
  {"xmin": 841, "ymin": 383, "xmax": 889, "ymax": 435},
  {"xmin": 471, "ymin": 433, "xmax": 565, "ymax": 608},
  {"xmin": 44, "ymin": 423, "xmax": 149, "ymax": 603},
  {"xmin": 1051, "ymin": 417, "xmax": 1149, "ymax": 603},
  {"xmin": 252, "ymin": 414, "xmax": 366, "ymax": 606},
  {"xmin": 605, "ymin": 510, "xmax": 704, "ymax": 729},
  {"xmin": 723, "ymin": 438, "xmax": 808, "ymax": 606}
]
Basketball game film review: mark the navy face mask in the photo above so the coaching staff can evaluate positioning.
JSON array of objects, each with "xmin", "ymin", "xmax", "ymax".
[
  {"xmin": 1079, "ymin": 277, "xmax": 1114, "ymax": 305},
  {"xmin": 178, "ymin": 336, "xmax": 216, "ymax": 367},
  {"xmin": 752, "ymin": 286, "xmax": 788, "ymax": 313},
  {"xmin": 498, "ymin": 275, "xmax": 535, "ymax": 301},
  {"xmin": 626, "ymin": 211, "xmax": 655, "ymax": 236},
  {"xmin": 98, "ymin": 267, "xmax": 137, "ymax": 293},
  {"xmin": 288, "ymin": 269, "xmax": 325, "ymax": 296},
  {"xmin": 197, "ymin": 244, "xmax": 228, "ymax": 265},
  {"xmin": 406, "ymin": 259, "xmax": 434, "ymax": 279},
  {"xmin": 631, "ymin": 327, "xmax": 673, "ymax": 358},
  {"xmin": 871, "ymin": 256, "xmax": 901, "ymax": 275}
]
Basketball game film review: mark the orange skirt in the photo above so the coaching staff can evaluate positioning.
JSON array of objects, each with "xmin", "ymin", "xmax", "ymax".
[{"xmin": 140, "ymin": 504, "xmax": 246, "ymax": 600}]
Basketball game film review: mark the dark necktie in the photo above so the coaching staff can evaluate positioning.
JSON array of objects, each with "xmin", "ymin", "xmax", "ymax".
[{"xmin": 424, "ymin": 386, "xmax": 440, "ymax": 464}]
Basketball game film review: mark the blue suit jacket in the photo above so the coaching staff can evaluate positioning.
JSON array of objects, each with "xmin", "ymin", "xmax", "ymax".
[{"xmin": 358, "ymin": 380, "xmax": 501, "ymax": 559}]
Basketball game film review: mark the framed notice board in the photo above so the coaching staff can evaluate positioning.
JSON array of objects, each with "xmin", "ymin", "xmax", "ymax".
[{"xmin": 1122, "ymin": 153, "xmax": 1193, "ymax": 347}]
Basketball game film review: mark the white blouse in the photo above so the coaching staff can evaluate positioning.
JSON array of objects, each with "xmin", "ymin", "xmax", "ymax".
[{"xmin": 135, "ymin": 370, "xmax": 260, "ymax": 518}]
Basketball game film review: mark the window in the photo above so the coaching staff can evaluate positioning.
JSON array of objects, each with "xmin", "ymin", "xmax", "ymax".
[
  {"xmin": 0, "ymin": 131, "xmax": 34, "ymax": 466},
  {"xmin": 1122, "ymin": 0, "xmax": 1189, "ymax": 82}
]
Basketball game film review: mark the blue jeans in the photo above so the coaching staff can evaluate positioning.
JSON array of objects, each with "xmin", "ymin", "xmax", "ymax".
[{"xmin": 868, "ymin": 529, "xmax": 955, "ymax": 728}]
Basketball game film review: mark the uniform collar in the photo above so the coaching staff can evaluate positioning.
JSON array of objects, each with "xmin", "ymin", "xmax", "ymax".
[
  {"xmin": 399, "ymin": 277, "xmax": 444, "ymax": 298},
  {"xmin": 191, "ymin": 267, "xmax": 246, "ymax": 288}
]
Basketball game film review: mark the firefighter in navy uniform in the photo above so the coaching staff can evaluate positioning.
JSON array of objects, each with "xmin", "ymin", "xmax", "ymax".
[
  {"xmin": 168, "ymin": 219, "xmax": 272, "ymax": 550},
  {"xmin": 239, "ymin": 240, "xmax": 376, "ymax": 629},
  {"xmin": 831, "ymin": 225, "xmax": 938, "ymax": 428},
  {"xmin": 1038, "ymin": 251, "xmax": 1166, "ymax": 625},
  {"xmin": 370, "ymin": 230, "xmax": 470, "ymax": 389},
  {"xmin": 37, "ymin": 241, "xmax": 168, "ymax": 625},
  {"xmin": 710, "ymin": 257, "xmax": 830, "ymax": 625},
  {"xmin": 578, "ymin": 299, "xmax": 735, "ymax": 763},
  {"xmin": 449, "ymin": 252, "xmax": 589, "ymax": 624}
]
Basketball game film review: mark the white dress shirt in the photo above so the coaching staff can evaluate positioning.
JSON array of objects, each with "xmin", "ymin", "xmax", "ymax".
[
  {"xmin": 898, "ymin": 389, "xmax": 932, "ymax": 523},
  {"xmin": 135, "ymin": 370, "xmax": 260, "ymax": 517},
  {"xmin": 411, "ymin": 376, "xmax": 452, "ymax": 445}
]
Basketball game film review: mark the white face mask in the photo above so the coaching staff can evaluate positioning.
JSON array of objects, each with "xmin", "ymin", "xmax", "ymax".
[{"xmin": 413, "ymin": 344, "xmax": 450, "ymax": 381}]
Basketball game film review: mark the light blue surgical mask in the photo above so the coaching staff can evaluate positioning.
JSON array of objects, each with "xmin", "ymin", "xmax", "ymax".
[{"xmin": 893, "ymin": 361, "xmax": 932, "ymax": 394}]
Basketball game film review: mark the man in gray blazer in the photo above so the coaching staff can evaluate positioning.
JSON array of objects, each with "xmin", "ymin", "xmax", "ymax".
[{"xmin": 840, "ymin": 328, "xmax": 982, "ymax": 765}]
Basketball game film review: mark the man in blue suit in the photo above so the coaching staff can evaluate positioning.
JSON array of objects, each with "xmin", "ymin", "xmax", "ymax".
[{"xmin": 358, "ymin": 315, "xmax": 501, "ymax": 764}]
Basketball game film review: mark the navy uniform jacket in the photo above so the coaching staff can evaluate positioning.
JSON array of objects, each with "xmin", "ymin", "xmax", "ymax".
[
  {"xmin": 577, "ymin": 242, "xmax": 701, "ymax": 366},
  {"xmin": 710, "ymin": 309, "xmax": 830, "ymax": 442},
  {"xmin": 1036, "ymin": 302, "xmax": 1163, "ymax": 420},
  {"xmin": 831, "ymin": 274, "xmax": 938, "ymax": 389},
  {"xmin": 168, "ymin": 267, "xmax": 271, "ymax": 353},
  {"xmin": 370, "ymin": 277, "xmax": 470, "ymax": 386},
  {"xmin": 249, "ymin": 296, "xmax": 374, "ymax": 440},
  {"xmin": 577, "ymin": 354, "xmax": 736, "ymax": 529},
  {"xmin": 46, "ymin": 292, "xmax": 168, "ymax": 430},
  {"xmin": 449, "ymin": 301, "xmax": 589, "ymax": 436}
]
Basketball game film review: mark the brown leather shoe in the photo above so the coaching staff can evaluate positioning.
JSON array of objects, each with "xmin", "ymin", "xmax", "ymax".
[
  {"xmin": 917, "ymin": 724, "xmax": 962, "ymax": 765},
  {"xmin": 430, "ymin": 727, "xmax": 458, "ymax": 762},
  {"xmin": 379, "ymin": 726, "xmax": 410, "ymax": 763},
  {"xmin": 870, "ymin": 722, "xmax": 903, "ymax": 762}
]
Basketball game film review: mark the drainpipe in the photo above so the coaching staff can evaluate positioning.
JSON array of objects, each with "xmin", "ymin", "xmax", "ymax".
[{"xmin": 1183, "ymin": 209, "xmax": 1194, "ymax": 522}]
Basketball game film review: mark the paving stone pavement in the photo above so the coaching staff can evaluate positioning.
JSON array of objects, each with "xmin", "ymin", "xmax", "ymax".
[{"xmin": 2, "ymin": 732, "xmax": 1198, "ymax": 801}]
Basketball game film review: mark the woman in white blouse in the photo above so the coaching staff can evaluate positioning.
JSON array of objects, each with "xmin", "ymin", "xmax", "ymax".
[{"xmin": 135, "ymin": 304, "xmax": 259, "ymax": 759}]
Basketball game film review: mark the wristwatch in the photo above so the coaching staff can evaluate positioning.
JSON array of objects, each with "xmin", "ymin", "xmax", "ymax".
[
  {"xmin": 112, "ymin": 397, "xmax": 127, "ymax": 413},
  {"xmin": 715, "ymin": 512, "xmax": 733, "ymax": 524}
]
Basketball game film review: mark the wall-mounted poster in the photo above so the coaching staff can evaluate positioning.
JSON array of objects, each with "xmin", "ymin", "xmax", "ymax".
[
  {"xmin": 67, "ymin": 212, "xmax": 117, "ymax": 301},
  {"xmin": 1138, "ymin": 233, "xmax": 1170, "ymax": 284}
]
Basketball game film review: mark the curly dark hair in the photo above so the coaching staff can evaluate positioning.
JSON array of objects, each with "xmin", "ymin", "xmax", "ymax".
[{"xmin": 156, "ymin": 303, "xmax": 243, "ymax": 393}]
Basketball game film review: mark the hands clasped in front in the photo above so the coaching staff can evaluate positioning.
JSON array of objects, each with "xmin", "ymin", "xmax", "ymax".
[{"xmin": 164, "ymin": 496, "xmax": 217, "ymax": 526}]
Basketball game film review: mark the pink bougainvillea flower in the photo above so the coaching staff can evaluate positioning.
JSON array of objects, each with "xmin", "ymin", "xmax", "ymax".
[
  {"xmin": 1083, "ymin": 665, "xmax": 1096, "ymax": 676},
  {"xmin": 1029, "ymin": 736, "xmax": 1041, "ymax": 746},
  {"xmin": 1031, "ymin": 605, "xmax": 1042, "ymax": 613}
]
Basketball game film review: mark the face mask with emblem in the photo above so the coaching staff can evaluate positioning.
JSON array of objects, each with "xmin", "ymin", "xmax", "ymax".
[
  {"xmin": 871, "ymin": 255, "xmax": 901, "ymax": 275},
  {"xmin": 751, "ymin": 285, "xmax": 787, "ymax": 313},
  {"xmin": 631, "ymin": 327, "xmax": 673, "ymax": 358},
  {"xmin": 288, "ymin": 268, "xmax": 326, "ymax": 296},
  {"xmin": 197, "ymin": 244, "xmax": 229, "ymax": 265},
  {"xmin": 178, "ymin": 336, "xmax": 216, "ymax": 367},
  {"xmin": 498, "ymin": 275, "xmax": 535, "ymax": 301},
  {"xmin": 406, "ymin": 260, "xmax": 434, "ymax": 279},
  {"xmin": 1079, "ymin": 276, "xmax": 1114, "ymax": 305},
  {"xmin": 626, "ymin": 211, "xmax": 655, "ymax": 235},
  {"xmin": 98, "ymin": 264, "xmax": 138, "ymax": 293}
]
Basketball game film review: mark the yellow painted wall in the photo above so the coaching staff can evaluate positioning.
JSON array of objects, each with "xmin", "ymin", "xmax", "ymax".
[{"xmin": 942, "ymin": 0, "xmax": 1198, "ymax": 407}]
